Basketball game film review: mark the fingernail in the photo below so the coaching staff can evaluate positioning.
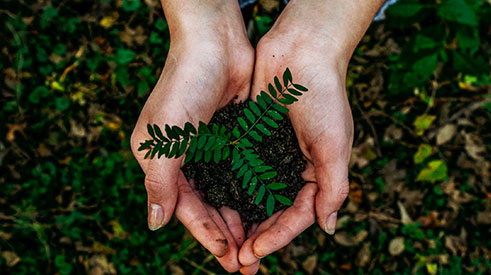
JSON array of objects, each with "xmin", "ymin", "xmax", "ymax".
[
  {"xmin": 254, "ymin": 252, "xmax": 266, "ymax": 259},
  {"xmin": 148, "ymin": 203, "xmax": 164, "ymax": 231},
  {"xmin": 324, "ymin": 211, "xmax": 337, "ymax": 235}
]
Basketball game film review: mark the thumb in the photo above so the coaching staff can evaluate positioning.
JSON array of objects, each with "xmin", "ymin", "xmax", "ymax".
[
  {"xmin": 312, "ymin": 136, "xmax": 351, "ymax": 235},
  {"xmin": 144, "ymin": 158, "xmax": 180, "ymax": 230}
]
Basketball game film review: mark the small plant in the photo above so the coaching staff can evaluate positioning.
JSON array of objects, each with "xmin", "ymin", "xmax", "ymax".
[{"xmin": 138, "ymin": 68, "xmax": 308, "ymax": 216}]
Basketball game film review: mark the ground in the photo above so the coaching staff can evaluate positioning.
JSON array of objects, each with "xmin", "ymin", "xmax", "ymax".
[{"xmin": 0, "ymin": 0, "xmax": 490, "ymax": 274}]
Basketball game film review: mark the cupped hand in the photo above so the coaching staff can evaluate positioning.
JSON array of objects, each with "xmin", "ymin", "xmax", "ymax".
[
  {"xmin": 238, "ymin": 15, "xmax": 354, "ymax": 275},
  {"xmin": 130, "ymin": 2, "xmax": 254, "ymax": 271}
]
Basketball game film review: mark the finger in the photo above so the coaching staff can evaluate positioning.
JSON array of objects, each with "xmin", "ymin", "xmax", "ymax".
[
  {"xmin": 144, "ymin": 159, "xmax": 180, "ymax": 230},
  {"xmin": 238, "ymin": 210, "xmax": 283, "ymax": 266},
  {"xmin": 207, "ymin": 206, "xmax": 241, "ymax": 273},
  {"xmin": 252, "ymin": 183, "xmax": 317, "ymax": 258},
  {"xmin": 220, "ymin": 206, "xmax": 245, "ymax": 247},
  {"xmin": 174, "ymin": 173, "xmax": 229, "ymax": 258},
  {"xmin": 240, "ymin": 261, "xmax": 260, "ymax": 275},
  {"xmin": 312, "ymin": 137, "xmax": 351, "ymax": 235},
  {"xmin": 246, "ymin": 223, "xmax": 259, "ymax": 238}
]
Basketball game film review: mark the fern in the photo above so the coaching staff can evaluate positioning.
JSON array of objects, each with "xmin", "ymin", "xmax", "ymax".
[{"xmin": 138, "ymin": 68, "xmax": 308, "ymax": 216}]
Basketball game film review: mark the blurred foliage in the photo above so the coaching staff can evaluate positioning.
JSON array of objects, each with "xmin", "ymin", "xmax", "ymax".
[{"xmin": 1, "ymin": 0, "xmax": 490, "ymax": 274}]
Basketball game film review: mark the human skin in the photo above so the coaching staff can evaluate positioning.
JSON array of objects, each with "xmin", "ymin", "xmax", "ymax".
[
  {"xmin": 131, "ymin": 0, "xmax": 385, "ymax": 273},
  {"xmin": 238, "ymin": 0, "xmax": 385, "ymax": 274},
  {"xmin": 130, "ymin": 0, "xmax": 254, "ymax": 272}
]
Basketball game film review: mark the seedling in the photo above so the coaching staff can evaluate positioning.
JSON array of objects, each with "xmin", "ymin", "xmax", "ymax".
[{"xmin": 138, "ymin": 68, "xmax": 308, "ymax": 216}]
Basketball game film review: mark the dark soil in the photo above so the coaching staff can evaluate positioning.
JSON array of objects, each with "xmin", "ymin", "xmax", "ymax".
[{"xmin": 182, "ymin": 100, "xmax": 306, "ymax": 224}]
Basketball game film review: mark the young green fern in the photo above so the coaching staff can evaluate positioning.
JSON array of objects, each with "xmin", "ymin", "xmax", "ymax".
[{"xmin": 138, "ymin": 68, "xmax": 309, "ymax": 216}]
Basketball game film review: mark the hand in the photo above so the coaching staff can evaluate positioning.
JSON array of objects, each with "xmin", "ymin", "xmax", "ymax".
[
  {"xmin": 130, "ymin": 1, "xmax": 254, "ymax": 272},
  {"xmin": 237, "ymin": 0, "xmax": 384, "ymax": 273}
]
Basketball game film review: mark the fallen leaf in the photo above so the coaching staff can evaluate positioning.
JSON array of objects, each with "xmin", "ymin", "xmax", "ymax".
[
  {"xmin": 302, "ymin": 255, "xmax": 317, "ymax": 274},
  {"xmin": 1, "ymin": 251, "xmax": 20, "ymax": 267},
  {"xmin": 414, "ymin": 144, "xmax": 432, "ymax": 164},
  {"xmin": 397, "ymin": 201, "xmax": 414, "ymax": 224},
  {"xmin": 476, "ymin": 212, "xmax": 491, "ymax": 224},
  {"xmin": 388, "ymin": 237, "xmax": 405, "ymax": 255},
  {"xmin": 414, "ymin": 114, "xmax": 436, "ymax": 136},
  {"xmin": 436, "ymin": 124, "xmax": 457, "ymax": 145},
  {"xmin": 426, "ymin": 263, "xmax": 438, "ymax": 275},
  {"xmin": 416, "ymin": 160, "xmax": 448, "ymax": 183},
  {"xmin": 334, "ymin": 230, "xmax": 368, "ymax": 247},
  {"xmin": 356, "ymin": 242, "xmax": 371, "ymax": 267}
]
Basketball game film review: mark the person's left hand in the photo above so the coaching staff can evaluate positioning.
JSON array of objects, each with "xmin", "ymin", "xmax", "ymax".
[{"xmin": 237, "ymin": 18, "xmax": 354, "ymax": 275}]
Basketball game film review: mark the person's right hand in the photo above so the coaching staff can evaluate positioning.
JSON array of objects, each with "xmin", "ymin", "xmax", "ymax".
[{"xmin": 130, "ymin": 1, "xmax": 253, "ymax": 272}]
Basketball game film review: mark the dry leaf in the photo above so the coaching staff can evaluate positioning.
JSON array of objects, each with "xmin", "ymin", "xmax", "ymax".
[
  {"xmin": 388, "ymin": 237, "xmax": 405, "ymax": 255},
  {"xmin": 436, "ymin": 124, "xmax": 456, "ymax": 145},
  {"xmin": 334, "ymin": 230, "xmax": 368, "ymax": 247},
  {"xmin": 1, "ymin": 251, "xmax": 20, "ymax": 267},
  {"xmin": 397, "ymin": 201, "xmax": 414, "ymax": 224},
  {"xmin": 356, "ymin": 242, "xmax": 371, "ymax": 267},
  {"xmin": 302, "ymin": 255, "xmax": 317, "ymax": 274}
]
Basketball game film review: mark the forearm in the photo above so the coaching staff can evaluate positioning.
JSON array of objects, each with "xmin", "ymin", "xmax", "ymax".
[{"xmin": 273, "ymin": 0, "xmax": 385, "ymax": 65}]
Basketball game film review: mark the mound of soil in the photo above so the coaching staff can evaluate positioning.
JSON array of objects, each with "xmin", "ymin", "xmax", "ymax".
[{"xmin": 182, "ymin": 100, "xmax": 306, "ymax": 224}]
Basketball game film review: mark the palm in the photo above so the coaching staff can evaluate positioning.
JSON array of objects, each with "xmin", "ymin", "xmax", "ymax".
[
  {"xmin": 238, "ymin": 36, "xmax": 353, "ymax": 273},
  {"xmin": 131, "ymin": 41, "xmax": 254, "ymax": 272}
]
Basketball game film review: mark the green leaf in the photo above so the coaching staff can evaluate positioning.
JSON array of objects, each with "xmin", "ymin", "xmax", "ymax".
[
  {"xmin": 274, "ymin": 76, "xmax": 282, "ymax": 95},
  {"xmin": 244, "ymin": 108, "xmax": 255, "ymax": 123},
  {"xmin": 257, "ymin": 94, "xmax": 267, "ymax": 109},
  {"xmin": 283, "ymin": 67, "xmax": 292, "ymax": 86},
  {"xmin": 266, "ymin": 194, "xmax": 275, "ymax": 216},
  {"xmin": 413, "ymin": 114, "xmax": 436, "ymax": 135},
  {"xmin": 267, "ymin": 110, "xmax": 283, "ymax": 120},
  {"xmin": 188, "ymin": 136, "xmax": 198, "ymax": 154},
  {"xmin": 249, "ymin": 101, "xmax": 261, "ymax": 116},
  {"xmin": 278, "ymin": 97, "xmax": 295, "ymax": 105},
  {"xmin": 249, "ymin": 131, "xmax": 262, "ymax": 142},
  {"xmin": 256, "ymin": 124, "xmax": 271, "ymax": 136},
  {"xmin": 147, "ymin": 124, "xmax": 155, "ymax": 138},
  {"xmin": 198, "ymin": 136, "xmax": 207, "ymax": 149},
  {"xmin": 254, "ymin": 165, "xmax": 272, "ymax": 173},
  {"xmin": 165, "ymin": 125, "xmax": 178, "ymax": 140},
  {"xmin": 212, "ymin": 124, "xmax": 219, "ymax": 134},
  {"xmin": 272, "ymin": 103, "xmax": 289, "ymax": 114},
  {"xmin": 222, "ymin": 146, "xmax": 230, "ymax": 160},
  {"xmin": 239, "ymin": 138, "xmax": 253, "ymax": 148},
  {"xmin": 249, "ymin": 158, "xmax": 264, "ymax": 167},
  {"xmin": 232, "ymin": 149, "xmax": 240, "ymax": 163},
  {"xmin": 268, "ymin": 84, "xmax": 277, "ymax": 98},
  {"xmin": 204, "ymin": 136, "xmax": 216, "ymax": 151},
  {"xmin": 204, "ymin": 150, "xmax": 213, "ymax": 163},
  {"xmin": 238, "ymin": 117, "xmax": 249, "ymax": 131},
  {"xmin": 275, "ymin": 195, "xmax": 293, "ymax": 206},
  {"xmin": 162, "ymin": 142, "xmax": 172, "ymax": 156},
  {"xmin": 184, "ymin": 150, "xmax": 194, "ymax": 164},
  {"xmin": 194, "ymin": 149, "xmax": 203, "ymax": 162},
  {"xmin": 416, "ymin": 160, "xmax": 448, "ymax": 183},
  {"xmin": 292, "ymin": 83, "xmax": 308, "ymax": 92},
  {"xmin": 151, "ymin": 147, "xmax": 158, "ymax": 159},
  {"xmin": 414, "ymin": 144, "xmax": 432, "ymax": 164},
  {"xmin": 283, "ymin": 94, "xmax": 297, "ymax": 102},
  {"xmin": 177, "ymin": 136, "xmax": 188, "ymax": 157},
  {"xmin": 154, "ymin": 124, "xmax": 168, "ymax": 141},
  {"xmin": 213, "ymin": 148, "xmax": 221, "ymax": 164},
  {"xmin": 138, "ymin": 140, "xmax": 153, "ymax": 151},
  {"xmin": 230, "ymin": 126, "xmax": 239, "ymax": 139},
  {"xmin": 268, "ymin": 182, "xmax": 287, "ymax": 190},
  {"xmin": 198, "ymin": 121, "xmax": 209, "ymax": 134},
  {"xmin": 437, "ymin": 0, "xmax": 478, "ymax": 26},
  {"xmin": 255, "ymin": 185, "xmax": 266, "ymax": 205},
  {"xmin": 168, "ymin": 142, "xmax": 180, "ymax": 158},
  {"xmin": 262, "ymin": 117, "xmax": 279, "ymax": 128},
  {"xmin": 115, "ymin": 48, "xmax": 135, "ymax": 65},
  {"xmin": 248, "ymin": 177, "xmax": 257, "ymax": 195},
  {"xmin": 260, "ymin": 91, "xmax": 273, "ymax": 104},
  {"xmin": 232, "ymin": 158, "xmax": 244, "ymax": 171},
  {"xmin": 237, "ymin": 164, "xmax": 248, "ymax": 178},
  {"xmin": 144, "ymin": 150, "xmax": 152, "ymax": 159},
  {"xmin": 260, "ymin": 171, "xmax": 277, "ymax": 180},
  {"xmin": 242, "ymin": 170, "xmax": 252, "ymax": 188},
  {"xmin": 184, "ymin": 122, "xmax": 197, "ymax": 134},
  {"xmin": 219, "ymin": 125, "xmax": 227, "ymax": 136},
  {"xmin": 173, "ymin": 126, "xmax": 185, "ymax": 136},
  {"xmin": 386, "ymin": 2, "xmax": 423, "ymax": 18},
  {"xmin": 287, "ymin": 88, "xmax": 302, "ymax": 96}
]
